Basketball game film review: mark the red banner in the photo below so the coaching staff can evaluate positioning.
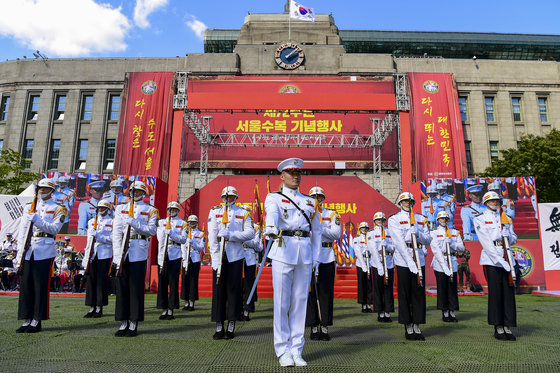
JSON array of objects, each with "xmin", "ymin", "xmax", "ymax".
[
  {"xmin": 115, "ymin": 72, "xmax": 175, "ymax": 181},
  {"xmin": 181, "ymin": 76, "xmax": 398, "ymax": 169},
  {"xmin": 408, "ymin": 73, "xmax": 467, "ymax": 180}
]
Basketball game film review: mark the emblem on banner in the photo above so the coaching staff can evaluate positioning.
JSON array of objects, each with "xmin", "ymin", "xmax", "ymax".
[
  {"xmin": 511, "ymin": 245, "xmax": 533, "ymax": 279},
  {"xmin": 423, "ymin": 80, "xmax": 439, "ymax": 94},
  {"xmin": 141, "ymin": 80, "xmax": 158, "ymax": 95},
  {"xmin": 280, "ymin": 85, "xmax": 300, "ymax": 94}
]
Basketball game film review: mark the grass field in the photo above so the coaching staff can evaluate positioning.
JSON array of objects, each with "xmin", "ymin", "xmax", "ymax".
[{"xmin": 0, "ymin": 293, "xmax": 559, "ymax": 372}]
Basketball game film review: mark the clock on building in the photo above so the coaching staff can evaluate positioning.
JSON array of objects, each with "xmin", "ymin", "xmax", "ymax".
[{"xmin": 274, "ymin": 42, "xmax": 305, "ymax": 70}]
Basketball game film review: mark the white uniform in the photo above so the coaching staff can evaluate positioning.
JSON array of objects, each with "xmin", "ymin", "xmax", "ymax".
[
  {"xmin": 353, "ymin": 234, "xmax": 369, "ymax": 272},
  {"xmin": 182, "ymin": 227, "xmax": 205, "ymax": 266},
  {"xmin": 430, "ymin": 226, "xmax": 464, "ymax": 274},
  {"xmin": 264, "ymin": 188, "xmax": 321, "ymax": 357},
  {"xmin": 388, "ymin": 210, "xmax": 430, "ymax": 270},
  {"xmin": 366, "ymin": 226, "xmax": 396, "ymax": 275},
  {"xmin": 243, "ymin": 227, "xmax": 263, "ymax": 267},
  {"xmin": 156, "ymin": 217, "xmax": 187, "ymax": 266},
  {"xmin": 317, "ymin": 208, "xmax": 340, "ymax": 263},
  {"xmin": 112, "ymin": 200, "xmax": 158, "ymax": 265},
  {"xmin": 82, "ymin": 214, "xmax": 114, "ymax": 268},
  {"xmin": 475, "ymin": 209, "xmax": 517, "ymax": 269}
]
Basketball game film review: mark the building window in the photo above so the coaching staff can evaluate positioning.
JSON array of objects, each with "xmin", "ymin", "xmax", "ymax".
[
  {"xmin": 458, "ymin": 96, "xmax": 468, "ymax": 123},
  {"xmin": 104, "ymin": 139, "xmax": 116, "ymax": 171},
  {"xmin": 490, "ymin": 141, "xmax": 499, "ymax": 164},
  {"xmin": 27, "ymin": 95, "xmax": 40, "ymax": 121},
  {"xmin": 23, "ymin": 139, "xmax": 34, "ymax": 169},
  {"xmin": 485, "ymin": 96, "xmax": 495, "ymax": 122},
  {"xmin": 75, "ymin": 139, "xmax": 88, "ymax": 170},
  {"xmin": 465, "ymin": 141, "xmax": 473, "ymax": 176},
  {"xmin": 81, "ymin": 95, "xmax": 93, "ymax": 120},
  {"xmin": 108, "ymin": 94, "xmax": 121, "ymax": 121},
  {"xmin": 54, "ymin": 95, "xmax": 66, "ymax": 121},
  {"xmin": 0, "ymin": 96, "xmax": 10, "ymax": 121},
  {"xmin": 0, "ymin": 139, "xmax": 3, "ymax": 154},
  {"xmin": 48, "ymin": 139, "xmax": 61, "ymax": 170},
  {"xmin": 538, "ymin": 97, "xmax": 549, "ymax": 123},
  {"xmin": 511, "ymin": 97, "xmax": 522, "ymax": 122}
]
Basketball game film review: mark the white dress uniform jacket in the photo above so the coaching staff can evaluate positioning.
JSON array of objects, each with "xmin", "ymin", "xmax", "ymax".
[
  {"xmin": 157, "ymin": 217, "xmax": 187, "ymax": 266},
  {"xmin": 182, "ymin": 227, "xmax": 205, "ymax": 265},
  {"xmin": 82, "ymin": 214, "xmax": 114, "ymax": 268},
  {"xmin": 366, "ymin": 226, "xmax": 396, "ymax": 275},
  {"xmin": 353, "ymin": 234, "xmax": 369, "ymax": 272},
  {"xmin": 317, "ymin": 208, "xmax": 341, "ymax": 264},
  {"xmin": 264, "ymin": 189, "xmax": 321, "ymax": 265},
  {"xmin": 243, "ymin": 226, "xmax": 263, "ymax": 267},
  {"xmin": 388, "ymin": 210, "xmax": 431, "ymax": 269},
  {"xmin": 112, "ymin": 200, "xmax": 158, "ymax": 264},
  {"xmin": 16, "ymin": 199, "xmax": 67, "ymax": 265},
  {"xmin": 103, "ymin": 191, "xmax": 128, "ymax": 206},
  {"xmin": 430, "ymin": 225, "xmax": 464, "ymax": 274},
  {"xmin": 474, "ymin": 209, "xmax": 517, "ymax": 270},
  {"xmin": 208, "ymin": 204, "xmax": 255, "ymax": 270}
]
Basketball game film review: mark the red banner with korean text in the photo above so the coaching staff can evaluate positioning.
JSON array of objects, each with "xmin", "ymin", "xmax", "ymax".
[
  {"xmin": 181, "ymin": 76, "xmax": 399, "ymax": 169},
  {"xmin": 408, "ymin": 73, "xmax": 467, "ymax": 180},
  {"xmin": 115, "ymin": 72, "xmax": 175, "ymax": 181}
]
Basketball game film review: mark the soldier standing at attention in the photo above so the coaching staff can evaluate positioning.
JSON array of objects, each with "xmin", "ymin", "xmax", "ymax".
[
  {"xmin": 353, "ymin": 222, "xmax": 373, "ymax": 313},
  {"xmin": 388, "ymin": 192, "xmax": 431, "ymax": 340},
  {"xmin": 306, "ymin": 186, "xmax": 341, "ymax": 341},
  {"xmin": 264, "ymin": 158, "xmax": 321, "ymax": 367},
  {"xmin": 430, "ymin": 211, "xmax": 464, "ymax": 322},
  {"xmin": 240, "ymin": 205, "xmax": 263, "ymax": 321},
  {"xmin": 475, "ymin": 191, "xmax": 518, "ymax": 341},
  {"xmin": 112, "ymin": 181, "xmax": 158, "ymax": 337},
  {"xmin": 181, "ymin": 215, "xmax": 206, "ymax": 311},
  {"xmin": 15, "ymin": 178, "xmax": 67, "ymax": 333},
  {"xmin": 208, "ymin": 186, "xmax": 254, "ymax": 340},
  {"xmin": 156, "ymin": 201, "xmax": 187, "ymax": 320}
]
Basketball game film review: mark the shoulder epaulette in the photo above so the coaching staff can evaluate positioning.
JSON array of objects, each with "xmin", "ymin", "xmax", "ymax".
[{"xmin": 211, "ymin": 205, "xmax": 221, "ymax": 210}]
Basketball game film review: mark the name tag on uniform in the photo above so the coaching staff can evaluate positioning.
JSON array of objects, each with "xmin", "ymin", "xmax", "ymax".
[
  {"xmin": 140, "ymin": 212, "xmax": 148, "ymax": 216},
  {"xmin": 281, "ymin": 199, "xmax": 290, "ymax": 203},
  {"xmin": 400, "ymin": 221, "xmax": 408, "ymax": 225},
  {"xmin": 235, "ymin": 215, "xmax": 244, "ymax": 219}
]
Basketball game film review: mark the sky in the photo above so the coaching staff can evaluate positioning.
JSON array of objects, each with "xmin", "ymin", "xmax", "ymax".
[{"xmin": 0, "ymin": 0, "xmax": 559, "ymax": 61}]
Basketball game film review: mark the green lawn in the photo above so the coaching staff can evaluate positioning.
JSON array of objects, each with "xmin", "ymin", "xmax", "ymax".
[{"xmin": 0, "ymin": 294, "xmax": 559, "ymax": 372}]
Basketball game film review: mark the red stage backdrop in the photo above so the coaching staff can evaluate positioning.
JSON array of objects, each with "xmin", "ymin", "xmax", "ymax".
[
  {"xmin": 181, "ymin": 76, "xmax": 399, "ymax": 169},
  {"xmin": 408, "ymin": 73, "xmax": 467, "ymax": 180},
  {"xmin": 115, "ymin": 72, "xmax": 175, "ymax": 181}
]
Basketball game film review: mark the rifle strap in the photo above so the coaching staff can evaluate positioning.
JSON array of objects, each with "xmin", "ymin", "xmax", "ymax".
[{"xmin": 274, "ymin": 191, "xmax": 313, "ymax": 228}]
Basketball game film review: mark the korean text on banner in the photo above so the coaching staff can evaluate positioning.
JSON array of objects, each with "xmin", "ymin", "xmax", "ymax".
[
  {"xmin": 408, "ymin": 73, "xmax": 467, "ymax": 180},
  {"xmin": 538, "ymin": 203, "xmax": 560, "ymax": 271},
  {"xmin": 115, "ymin": 72, "xmax": 175, "ymax": 181}
]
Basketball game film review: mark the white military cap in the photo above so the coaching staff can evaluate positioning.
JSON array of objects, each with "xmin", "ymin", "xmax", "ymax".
[
  {"xmin": 277, "ymin": 158, "xmax": 304, "ymax": 172},
  {"xmin": 38, "ymin": 178, "xmax": 57, "ymax": 189}
]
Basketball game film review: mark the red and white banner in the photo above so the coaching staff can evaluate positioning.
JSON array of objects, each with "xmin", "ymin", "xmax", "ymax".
[
  {"xmin": 115, "ymin": 72, "xmax": 175, "ymax": 181},
  {"xmin": 408, "ymin": 73, "xmax": 467, "ymax": 180}
]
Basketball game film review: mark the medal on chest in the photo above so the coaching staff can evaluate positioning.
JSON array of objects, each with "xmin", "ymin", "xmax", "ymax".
[{"xmin": 283, "ymin": 208, "xmax": 289, "ymax": 219}]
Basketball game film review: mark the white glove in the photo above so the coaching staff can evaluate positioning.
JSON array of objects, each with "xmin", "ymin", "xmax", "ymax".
[
  {"xmin": 25, "ymin": 213, "xmax": 37, "ymax": 223},
  {"xmin": 125, "ymin": 216, "xmax": 135, "ymax": 226},
  {"xmin": 409, "ymin": 225, "xmax": 419, "ymax": 236},
  {"xmin": 264, "ymin": 226, "xmax": 279, "ymax": 238},
  {"xmin": 313, "ymin": 260, "xmax": 319, "ymax": 272},
  {"xmin": 500, "ymin": 260, "xmax": 511, "ymax": 273},
  {"xmin": 444, "ymin": 237, "xmax": 451, "ymax": 244},
  {"xmin": 501, "ymin": 228, "xmax": 510, "ymax": 239},
  {"xmin": 407, "ymin": 259, "xmax": 418, "ymax": 274},
  {"xmin": 463, "ymin": 233, "xmax": 474, "ymax": 241},
  {"xmin": 218, "ymin": 228, "xmax": 230, "ymax": 240},
  {"xmin": 87, "ymin": 227, "xmax": 96, "ymax": 237},
  {"xmin": 404, "ymin": 230, "xmax": 412, "ymax": 242},
  {"xmin": 163, "ymin": 228, "xmax": 171, "ymax": 235},
  {"xmin": 186, "ymin": 238, "xmax": 193, "ymax": 246},
  {"xmin": 443, "ymin": 266, "xmax": 452, "ymax": 277},
  {"xmin": 379, "ymin": 238, "xmax": 387, "ymax": 247},
  {"xmin": 377, "ymin": 266, "xmax": 384, "ymax": 277}
]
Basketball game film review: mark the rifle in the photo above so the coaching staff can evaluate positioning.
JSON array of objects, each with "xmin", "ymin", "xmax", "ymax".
[
  {"xmin": 216, "ymin": 187, "xmax": 229, "ymax": 285},
  {"xmin": 160, "ymin": 214, "xmax": 172, "ymax": 275},
  {"xmin": 313, "ymin": 264, "xmax": 322, "ymax": 324},
  {"xmin": 409, "ymin": 188, "xmax": 423, "ymax": 287},
  {"xmin": 364, "ymin": 233, "xmax": 370, "ymax": 278},
  {"xmin": 380, "ymin": 225, "xmax": 389, "ymax": 286},
  {"xmin": 117, "ymin": 177, "xmax": 136, "ymax": 276},
  {"xmin": 247, "ymin": 233, "xmax": 277, "ymax": 305},
  {"xmin": 500, "ymin": 207, "xmax": 516, "ymax": 286},
  {"xmin": 445, "ymin": 226, "xmax": 454, "ymax": 283},
  {"xmin": 184, "ymin": 227, "xmax": 193, "ymax": 274},
  {"xmin": 84, "ymin": 207, "xmax": 99, "ymax": 275},
  {"xmin": 17, "ymin": 174, "xmax": 40, "ymax": 275}
]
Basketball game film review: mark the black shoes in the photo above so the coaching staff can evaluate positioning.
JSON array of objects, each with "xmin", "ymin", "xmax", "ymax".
[
  {"xmin": 84, "ymin": 311, "xmax": 94, "ymax": 318},
  {"xmin": 494, "ymin": 327, "xmax": 507, "ymax": 341},
  {"xmin": 505, "ymin": 332, "xmax": 517, "ymax": 341},
  {"xmin": 405, "ymin": 331, "xmax": 415, "ymax": 340},
  {"xmin": 182, "ymin": 305, "xmax": 189, "ymax": 311},
  {"xmin": 159, "ymin": 314, "xmax": 168, "ymax": 320},
  {"xmin": 414, "ymin": 332, "xmax": 425, "ymax": 341},
  {"xmin": 25, "ymin": 321, "xmax": 41, "ymax": 333},
  {"xmin": 384, "ymin": 316, "xmax": 392, "ymax": 323},
  {"xmin": 115, "ymin": 322, "xmax": 129, "ymax": 337},
  {"xmin": 310, "ymin": 327, "xmax": 320, "ymax": 340},
  {"xmin": 319, "ymin": 327, "xmax": 331, "ymax": 341},
  {"xmin": 167, "ymin": 314, "xmax": 175, "ymax": 320},
  {"xmin": 16, "ymin": 324, "xmax": 29, "ymax": 333},
  {"xmin": 213, "ymin": 330, "xmax": 225, "ymax": 340},
  {"xmin": 126, "ymin": 328, "xmax": 138, "ymax": 337},
  {"xmin": 377, "ymin": 315, "xmax": 384, "ymax": 322},
  {"xmin": 224, "ymin": 331, "xmax": 235, "ymax": 339}
]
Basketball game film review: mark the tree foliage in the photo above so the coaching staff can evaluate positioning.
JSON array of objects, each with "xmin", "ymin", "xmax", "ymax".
[
  {"xmin": 479, "ymin": 129, "xmax": 560, "ymax": 202},
  {"xmin": 0, "ymin": 148, "xmax": 38, "ymax": 194}
]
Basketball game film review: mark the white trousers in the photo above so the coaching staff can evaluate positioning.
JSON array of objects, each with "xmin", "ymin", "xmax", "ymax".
[{"xmin": 272, "ymin": 253, "xmax": 312, "ymax": 357}]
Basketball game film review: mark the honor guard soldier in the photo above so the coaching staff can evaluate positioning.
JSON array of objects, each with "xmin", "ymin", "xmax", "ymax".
[
  {"xmin": 353, "ymin": 222, "xmax": 373, "ymax": 313},
  {"xmin": 104, "ymin": 179, "xmax": 128, "ymax": 207},
  {"xmin": 388, "ymin": 192, "xmax": 431, "ymax": 340},
  {"xmin": 156, "ymin": 201, "xmax": 187, "ymax": 320},
  {"xmin": 306, "ymin": 186, "xmax": 341, "ymax": 341},
  {"xmin": 421, "ymin": 184, "xmax": 439, "ymax": 230},
  {"xmin": 2, "ymin": 232, "xmax": 17, "ymax": 251},
  {"xmin": 57, "ymin": 176, "xmax": 76, "ymax": 233},
  {"xmin": 263, "ymin": 158, "xmax": 321, "ymax": 367},
  {"xmin": 208, "ymin": 186, "xmax": 254, "ymax": 340},
  {"xmin": 77, "ymin": 180, "xmax": 105, "ymax": 235},
  {"xmin": 15, "ymin": 178, "xmax": 68, "ymax": 333},
  {"xmin": 430, "ymin": 211, "xmax": 465, "ymax": 322},
  {"xmin": 488, "ymin": 181, "xmax": 515, "ymax": 220},
  {"xmin": 181, "ymin": 215, "xmax": 205, "ymax": 311},
  {"xmin": 367, "ymin": 212, "xmax": 396, "ymax": 322},
  {"xmin": 112, "ymin": 180, "xmax": 158, "ymax": 337},
  {"xmin": 436, "ymin": 182, "xmax": 457, "ymax": 228},
  {"xmin": 82, "ymin": 199, "xmax": 113, "ymax": 318},
  {"xmin": 474, "ymin": 191, "xmax": 518, "ymax": 341},
  {"xmin": 240, "ymin": 205, "xmax": 263, "ymax": 321},
  {"xmin": 461, "ymin": 183, "xmax": 486, "ymax": 241}
]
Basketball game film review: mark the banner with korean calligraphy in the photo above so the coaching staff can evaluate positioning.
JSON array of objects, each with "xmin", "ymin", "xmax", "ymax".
[
  {"xmin": 115, "ymin": 72, "xmax": 175, "ymax": 180},
  {"xmin": 408, "ymin": 73, "xmax": 467, "ymax": 180},
  {"xmin": 539, "ymin": 203, "xmax": 560, "ymax": 271},
  {"xmin": 181, "ymin": 76, "xmax": 399, "ymax": 169}
]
